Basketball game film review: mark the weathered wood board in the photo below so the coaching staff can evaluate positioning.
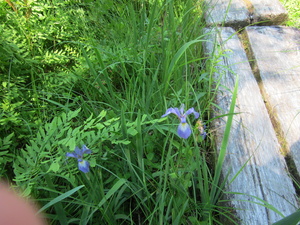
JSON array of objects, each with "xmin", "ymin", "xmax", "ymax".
[
  {"xmin": 204, "ymin": 0, "xmax": 249, "ymax": 27},
  {"xmin": 204, "ymin": 0, "xmax": 288, "ymax": 27},
  {"xmin": 203, "ymin": 27, "xmax": 299, "ymax": 224},
  {"xmin": 251, "ymin": 0, "xmax": 288, "ymax": 25},
  {"xmin": 246, "ymin": 26, "xmax": 300, "ymax": 176}
]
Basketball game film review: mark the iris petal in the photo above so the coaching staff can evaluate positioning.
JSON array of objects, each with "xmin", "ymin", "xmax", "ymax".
[
  {"xmin": 179, "ymin": 104, "xmax": 185, "ymax": 115},
  {"xmin": 162, "ymin": 108, "xmax": 181, "ymax": 118},
  {"xmin": 78, "ymin": 160, "xmax": 90, "ymax": 173},
  {"xmin": 82, "ymin": 145, "xmax": 92, "ymax": 154},
  {"xmin": 74, "ymin": 146, "xmax": 83, "ymax": 157},
  {"xmin": 66, "ymin": 152, "xmax": 78, "ymax": 158},
  {"xmin": 177, "ymin": 123, "xmax": 191, "ymax": 139},
  {"xmin": 162, "ymin": 105, "xmax": 200, "ymax": 139},
  {"xmin": 185, "ymin": 108, "xmax": 200, "ymax": 119},
  {"xmin": 66, "ymin": 145, "xmax": 92, "ymax": 173}
]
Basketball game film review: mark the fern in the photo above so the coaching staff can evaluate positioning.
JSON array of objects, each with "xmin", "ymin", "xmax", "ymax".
[{"xmin": 13, "ymin": 108, "xmax": 137, "ymax": 196}]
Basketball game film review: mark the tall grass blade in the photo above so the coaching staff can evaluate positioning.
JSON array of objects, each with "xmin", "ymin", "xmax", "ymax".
[
  {"xmin": 43, "ymin": 173, "xmax": 68, "ymax": 224},
  {"xmin": 81, "ymin": 47, "xmax": 117, "ymax": 108},
  {"xmin": 89, "ymin": 178, "xmax": 127, "ymax": 215},
  {"xmin": 37, "ymin": 185, "xmax": 85, "ymax": 214},
  {"xmin": 210, "ymin": 75, "xmax": 239, "ymax": 205},
  {"xmin": 163, "ymin": 39, "xmax": 204, "ymax": 94}
]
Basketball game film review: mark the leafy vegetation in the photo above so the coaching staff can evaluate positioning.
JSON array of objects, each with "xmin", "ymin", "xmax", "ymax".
[
  {"xmin": 1, "ymin": 0, "xmax": 299, "ymax": 224},
  {"xmin": 280, "ymin": 0, "xmax": 300, "ymax": 28},
  {"xmin": 1, "ymin": 0, "xmax": 222, "ymax": 224}
]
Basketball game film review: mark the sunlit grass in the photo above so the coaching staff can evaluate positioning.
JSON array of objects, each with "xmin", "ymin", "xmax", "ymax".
[
  {"xmin": 280, "ymin": 0, "xmax": 300, "ymax": 28},
  {"xmin": 3, "ymin": 0, "xmax": 298, "ymax": 224},
  {"xmin": 1, "ymin": 0, "xmax": 233, "ymax": 224}
]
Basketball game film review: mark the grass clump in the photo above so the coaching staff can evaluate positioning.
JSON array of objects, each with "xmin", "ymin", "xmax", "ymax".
[{"xmin": 1, "ymin": 0, "xmax": 242, "ymax": 224}]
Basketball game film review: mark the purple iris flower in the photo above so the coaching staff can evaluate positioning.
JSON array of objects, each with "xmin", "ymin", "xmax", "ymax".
[
  {"xmin": 66, "ymin": 145, "xmax": 92, "ymax": 173},
  {"xmin": 162, "ymin": 104, "xmax": 200, "ymax": 139}
]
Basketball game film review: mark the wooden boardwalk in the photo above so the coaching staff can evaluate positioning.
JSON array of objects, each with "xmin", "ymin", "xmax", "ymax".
[
  {"xmin": 246, "ymin": 26, "xmax": 300, "ymax": 176},
  {"xmin": 203, "ymin": 0, "xmax": 300, "ymax": 224},
  {"xmin": 204, "ymin": 0, "xmax": 288, "ymax": 27}
]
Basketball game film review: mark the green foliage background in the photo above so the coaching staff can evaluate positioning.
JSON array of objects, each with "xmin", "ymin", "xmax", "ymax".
[
  {"xmin": 3, "ymin": 0, "xmax": 297, "ymax": 224},
  {"xmin": 0, "ymin": 0, "xmax": 221, "ymax": 224},
  {"xmin": 280, "ymin": 0, "xmax": 300, "ymax": 28}
]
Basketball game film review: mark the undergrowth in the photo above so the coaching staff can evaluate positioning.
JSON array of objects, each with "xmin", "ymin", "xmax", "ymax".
[
  {"xmin": 2, "ymin": 0, "xmax": 298, "ymax": 224},
  {"xmin": 280, "ymin": 0, "xmax": 300, "ymax": 28}
]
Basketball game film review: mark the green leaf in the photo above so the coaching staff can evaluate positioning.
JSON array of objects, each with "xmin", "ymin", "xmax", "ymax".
[
  {"xmin": 99, "ymin": 110, "xmax": 107, "ymax": 119},
  {"xmin": 0, "ymin": 133, "xmax": 14, "ymax": 150},
  {"xmin": 127, "ymin": 127, "xmax": 138, "ymax": 136},
  {"xmin": 0, "ymin": 151, "xmax": 8, "ymax": 156},
  {"xmin": 96, "ymin": 123, "xmax": 105, "ymax": 129},
  {"xmin": 67, "ymin": 108, "xmax": 81, "ymax": 121},
  {"xmin": 47, "ymin": 160, "xmax": 60, "ymax": 173},
  {"xmin": 272, "ymin": 210, "xmax": 300, "ymax": 225}
]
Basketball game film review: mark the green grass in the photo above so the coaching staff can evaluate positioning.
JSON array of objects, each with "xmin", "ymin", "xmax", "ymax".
[
  {"xmin": 280, "ymin": 0, "xmax": 300, "ymax": 28},
  {"xmin": 1, "ymin": 0, "xmax": 225, "ymax": 224},
  {"xmin": 1, "ymin": 0, "xmax": 299, "ymax": 224}
]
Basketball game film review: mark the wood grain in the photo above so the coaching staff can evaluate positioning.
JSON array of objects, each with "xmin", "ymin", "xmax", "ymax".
[{"xmin": 203, "ymin": 27, "xmax": 299, "ymax": 224}]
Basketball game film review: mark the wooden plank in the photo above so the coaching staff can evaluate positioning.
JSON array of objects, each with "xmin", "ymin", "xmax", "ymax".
[
  {"xmin": 251, "ymin": 0, "xmax": 288, "ymax": 25},
  {"xmin": 203, "ymin": 27, "xmax": 299, "ymax": 224},
  {"xmin": 204, "ymin": 0, "xmax": 249, "ymax": 27},
  {"xmin": 246, "ymin": 26, "xmax": 300, "ymax": 176},
  {"xmin": 204, "ymin": 0, "xmax": 288, "ymax": 27}
]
